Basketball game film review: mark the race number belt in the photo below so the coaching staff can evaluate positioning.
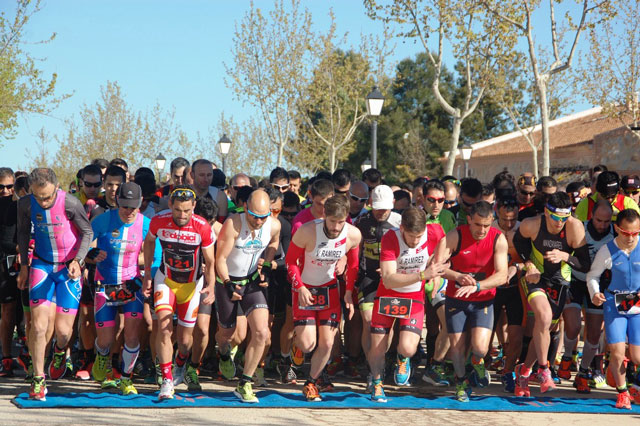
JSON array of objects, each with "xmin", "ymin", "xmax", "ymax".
[
  {"xmin": 98, "ymin": 282, "xmax": 136, "ymax": 306},
  {"xmin": 613, "ymin": 292, "xmax": 640, "ymax": 315},
  {"xmin": 545, "ymin": 279, "xmax": 568, "ymax": 303},
  {"xmin": 164, "ymin": 250, "xmax": 196, "ymax": 271},
  {"xmin": 299, "ymin": 284, "xmax": 336, "ymax": 311},
  {"xmin": 378, "ymin": 296, "xmax": 412, "ymax": 319}
]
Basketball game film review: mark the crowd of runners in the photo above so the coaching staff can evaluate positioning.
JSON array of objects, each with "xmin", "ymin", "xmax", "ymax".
[{"xmin": 0, "ymin": 157, "xmax": 639, "ymax": 410}]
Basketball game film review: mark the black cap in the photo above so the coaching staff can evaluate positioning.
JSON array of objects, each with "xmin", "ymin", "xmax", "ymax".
[
  {"xmin": 117, "ymin": 182, "xmax": 143, "ymax": 209},
  {"xmin": 595, "ymin": 171, "xmax": 620, "ymax": 197},
  {"xmin": 621, "ymin": 175, "xmax": 640, "ymax": 190}
]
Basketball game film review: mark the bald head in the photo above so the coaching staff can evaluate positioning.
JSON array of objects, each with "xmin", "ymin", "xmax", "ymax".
[
  {"xmin": 444, "ymin": 181, "xmax": 458, "ymax": 199},
  {"xmin": 350, "ymin": 180, "xmax": 368, "ymax": 199},
  {"xmin": 349, "ymin": 180, "xmax": 369, "ymax": 215},
  {"xmin": 247, "ymin": 189, "xmax": 270, "ymax": 216},
  {"xmin": 232, "ymin": 173, "xmax": 250, "ymax": 187}
]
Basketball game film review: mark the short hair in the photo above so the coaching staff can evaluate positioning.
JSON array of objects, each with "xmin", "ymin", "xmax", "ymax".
[
  {"xmin": 236, "ymin": 186, "xmax": 254, "ymax": 205},
  {"xmin": 269, "ymin": 167, "xmax": 289, "ymax": 183},
  {"xmin": 15, "ymin": 175, "xmax": 29, "ymax": 193},
  {"xmin": 496, "ymin": 197, "xmax": 518, "ymax": 213},
  {"xmin": 332, "ymin": 169, "xmax": 352, "ymax": 188},
  {"xmin": 309, "ymin": 179, "xmax": 334, "ymax": 198},
  {"xmin": 258, "ymin": 178, "xmax": 271, "ymax": 189},
  {"xmin": 191, "ymin": 159, "xmax": 212, "ymax": 172},
  {"xmin": 324, "ymin": 194, "xmax": 349, "ymax": 219},
  {"xmin": 469, "ymin": 201, "xmax": 494, "ymax": 218},
  {"xmin": 266, "ymin": 187, "xmax": 284, "ymax": 203},
  {"xmin": 109, "ymin": 158, "xmax": 129, "ymax": 171},
  {"xmin": 105, "ymin": 165, "xmax": 127, "ymax": 182},
  {"xmin": 133, "ymin": 167, "xmax": 154, "ymax": 180},
  {"xmin": 283, "ymin": 191, "xmax": 301, "ymax": 209},
  {"xmin": 592, "ymin": 199, "xmax": 613, "ymax": 217},
  {"xmin": 401, "ymin": 206, "xmax": 427, "ymax": 233},
  {"xmin": 81, "ymin": 164, "xmax": 102, "ymax": 180},
  {"xmin": 495, "ymin": 181, "xmax": 516, "ymax": 201},
  {"xmin": 212, "ymin": 169, "xmax": 226, "ymax": 188},
  {"xmin": 170, "ymin": 157, "xmax": 190, "ymax": 172},
  {"xmin": 460, "ymin": 177, "xmax": 482, "ymax": 198},
  {"xmin": 169, "ymin": 184, "xmax": 197, "ymax": 203},
  {"xmin": 29, "ymin": 167, "xmax": 58, "ymax": 187},
  {"xmin": 288, "ymin": 170, "xmax": 301, "ymax": 180},
  {"xmin": 91, "ymin": 158, "xmax": 109, "ymax": 170},
  {"xmin": 394, "ymin": 190, "xmax": 411, "ymax": 203},
  {"xmin": 134, "ymin": 174, "xmax": 157, "ymax": 198},
  {"xmin": 423, "ymin": 179, "xmax": 445, "ymax": 194},
  {"xmin": 482, "ymin": 183, "xmax": 495, "ymax": 197},
  {"xmin": 248, "ymin": 176, "xmax": 258, "ymax": 188},
  {"xmin": 194, "ymin": 196, "xmax": 218, "ymax": 222},
  {"xmin": 492, "ymin": 170, "xmax": 515, "ymax": 189},
  {"xmin": 616, "ymin": 208, "xmax": 640, "ymax": 226},
  {"xmin": 0, "ymin": 167, "xmax": 14, "ymax": 180},
  {"xmin": 565, "ymin": 181, "xmax": 586, "ymax": 194},
  {"xmin": 547, "ymin": 191, "xmax": 572, "ymax": 210},
  {"xmin": 592, "ymin": 164, "xmax": 608, "ymax": 175},
  {"xmin": 536, "ymin": 176, "xmax": 557, "ymax": 191},
  {"xmin": 362, "ymin": 168, "xmax": 382, "ymax": 185},
  {"xmin": 413, "ymin": 177, "xmax": 428, "ymax": 191}
]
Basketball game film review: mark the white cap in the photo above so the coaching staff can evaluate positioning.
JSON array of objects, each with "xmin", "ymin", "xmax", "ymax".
[{"xmin": 371, "ymin": 185, "xmax": 394, "ymax": 210}]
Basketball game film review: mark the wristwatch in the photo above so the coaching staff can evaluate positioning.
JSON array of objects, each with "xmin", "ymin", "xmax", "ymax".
[{"xmin": 74, "ymin": 257, "xmax": 85, "ymax": 268}]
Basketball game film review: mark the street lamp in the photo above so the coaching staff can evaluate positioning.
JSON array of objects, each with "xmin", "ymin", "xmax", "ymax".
[
  {"xmin": 155, "ymin": 153, "xmax": 166, "ymax": 184},
  {"xmin": 366, "ymin": 86, "xmax": 384, "ymax": 169},
  {"xmin": 361, "ymin": 158, "xmax": 372, "ymax": 173},
  {"xmin": 461, "ymin": 143, "xmax": 473, "ymax": 177},
  {"xmin": 218, "ymin": 134, "xmax": 232, "ymax": 174}
]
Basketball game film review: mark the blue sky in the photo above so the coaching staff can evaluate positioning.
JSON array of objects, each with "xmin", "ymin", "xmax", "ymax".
[{"xmin": 1, "ymin": 0, "xmax": 591, "ymax": 171}]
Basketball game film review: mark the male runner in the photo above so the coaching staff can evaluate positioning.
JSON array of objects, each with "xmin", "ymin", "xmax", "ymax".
[
  {"xmin": 348, "ymin": 181, "xmax": 369, "ymax": 221},
  {"xmin": 16, "ymin": 168, "xmax": 93, "ymax": 401},
  {"xmin": 512, "ymin": 192, "xmax": 590, "ymax": 396},
  {"xmin": 215, "ymin": 189, "xmax": 280, "ymax": 403},
  {"xmin": 367, "ymin": 207, "xmax": 447, "ymax": 402},
  {"xmin": 455, "ymin": 178, "xmax": 483, "ymax": 226},
  {"xmin": 588, "ymin": 209, "xmax": 640, "ymax": 409},
  {"xmin": 190, "ymin": 159, "xmax": 228, "ymax": 221},
  {"xmin": 576, "ymin": 171, "xmax": 639, "ymax": 222},
  {"xmin": 286, "ymin": 195, "xmax": 361, "ymax": 402},
  {"xmin": 423, "ymin": 179, "xmax": 456, "ymax": 233},
  {"xmin": 142, "ymin": 185, "xmax": 216, "ymax": 400},
  {"xmin": 89, "ymin": 182, "xmax": 148, "ymax": 395},
  {"xmin": 435, "ymin": 201, "xmax": 509, "ymax": 402},
  {"xmin": 90, "ymin": 165, "xmax": 126, "ymax": 218},
  {"xmin": 0, "ymin": 168, "xmax": 18, "ymax": 377}
]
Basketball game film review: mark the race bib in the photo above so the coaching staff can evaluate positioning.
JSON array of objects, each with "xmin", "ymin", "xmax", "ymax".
[
  {"xmin": 101, "ymin": 284, "xmax": 135, "ymax": 306},
  {"xmin": 300, "ymin": 286, "xmax": 330, "ymax": 311},
  {"xmin": 164, "ymin": 250, "xmax": 195, "ymax": 272},
  {"xmin": 378, "ymin": 297, "xmax": 412, "ymax": 319},
  {"xmin": 615, "ymin": 292, "xmax": 640, "ymax": 315}
]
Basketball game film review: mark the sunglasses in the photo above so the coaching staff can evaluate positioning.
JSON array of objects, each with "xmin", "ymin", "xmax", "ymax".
[
  {"xmin": 84, "ymin": 181, "xmax": 102, "ymax": 188},
  {"xmin": 0, "ymin": 184, "xmax": 14, "ymax": 190},
  {"xmin": 546, "ymin": 208, "xmax": 569, "ymax": 222},
  {"xmin": 281, "ymin": 211, "xmax": 298, "ymax": 218},
  {"xmin": 335, "ymin": 188, "xmax": 349, "ymax": 195},
  {"xmin": 520, "ymin": 190, "xmax": 535, "ymax": 197},
  {"xmin": 170, "ymin": 188, "xmax": 196, "ymax": 200},
  {"xmin": 461, "ymin": 199, "xmax": 475, "ymax": 207},
  {"xmin": 625, "ymin": 190, "xmax": 639, "ymax": 196},
  {"xmin": 615, "ymin": 225, "xmax": 640, "ymax": 237},
  {"xmin": 444, "ymin": 178, "xmax": 460, "ymax": 186},
  {"xmin": 248, "ymin": 209, "xmax": 270, "ymax": 219},
  {"xmin": 349, "ymin": 192, "xmax": 368, "ymax": 203},
  {"xmin": 425, "ymin": 196, "xmax": 445, "ymax": 204},
  {"xmin": 272, "ymin": 183, "xmax": 290, "ymax": 191},
  {"xmin": 444, "ymin": 199, "xmax": 457, "ymax": 205},
  {"xmin": 33, "ymin": 190, "xmax": 57, "ymax": 203},
  {"xmin": 232, "ymin": 185, "xmax": 248, "ymax": 191},
  {"xmin": 270, "ymin": 208, "xmax": 282, "ymax": 214}
]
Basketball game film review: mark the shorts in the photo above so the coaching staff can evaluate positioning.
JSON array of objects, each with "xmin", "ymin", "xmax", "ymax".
[
  {"xmin": 566, "ymin": 278, "xmax": 603, "ymax": 314},
  {"xmin": 493, "ymin": 285, "xmax": 526, "ymax": 327},
  {"xmin": 445, "ymin": 297, "xmax": 494, "ymax": 334},
  {"xmin": 215, "ymin": 272, "xmax": 268, "ymax": 329},
  {"xmin": 94, "ymin": 289, "xmax": 144, "ymax": 328},
  {"xmin": 370, "ymin": 297, "xmax": 424, "ymax": 335},
  {"xmin": 603, "ymin": 296, "xmax": 640, "ymax": 346},
  {"xmin": 292, "ymin": 281, "xmax": 341, "ymax": 328},
  {"xmin": 198, "ymin": 287, "xmax": 213, "ymax": 316},
  {"xmin": 429, "ymin": 278, "xmax": 448, "ymax": 309},
  {"xmin": 267, "ymin": 266, "xmax": 289, "ymax": 315},
  {"xmin": 154, "ymin": 269, "xmax": 202, "ymax": 328},
  {"xmin": 29, "ymin": 259, "xmax": 82, "ymax": 314},
  {"xmin": 521, "ymin": 277, "xmax": 569, "ymax": 323},
  {"xmin": 0, "ymin": 274, "xmax": 18, "ymax": 304},
  {"xmin": 357, "ymin": 275, "xmax": 379, "ymax": 312}
]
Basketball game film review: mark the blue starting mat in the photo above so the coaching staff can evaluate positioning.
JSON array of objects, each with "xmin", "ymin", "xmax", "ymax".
[{"xmin": 11, "ymin": 390, "xmax": 640, "ymax": 413}]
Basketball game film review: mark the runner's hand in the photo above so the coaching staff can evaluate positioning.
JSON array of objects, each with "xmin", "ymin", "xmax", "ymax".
[
  {"xmin": 67, "ymin": 260, "xmax": 81, "ymax": 279},
  {"xmin": 544, "ymin": 249, "xmax": 568, "ymax": 264},
  {"xmin": 200, "ymin": 285, "xmax": 215, "ymax": 304},
  {"xmin": 298, "ymin": 286, "xmax": 313, "ymax": 307},
  {"xmin": 17, "ymin": 266, "xmax": 28, "ymax": 290},
  {"xmin": 142, "ymin": 276, "xmax": 153, "ymax": 298},
  {"xmin": 423, "ymin": 259, "xmax": 449, "ymax": 281},
  {"xmin": 591, "ymin": 292, "xmax": 606, "ymax": 306},
  {"xmin": 524, "ymin": 262, "xmax": 541, "ymax": 284},
  {"xmin": 231, "ymin": 285, "xmax": 243, "ymax": 301},
  {"xmin": 455, "ymin": 284, "xmax": 477, "ymax": 298},
  {"xmin": 457, "ymin": 273, "xmax": 476, "ymax": 287},
  {"xmin": 344, "ymin": 290, "xmax": 354, "ymax": 321}
]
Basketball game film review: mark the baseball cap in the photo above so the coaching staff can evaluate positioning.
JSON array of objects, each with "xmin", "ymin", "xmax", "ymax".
[
  {"xmin": 621, "ymin": 175, "xmax": 640, "ymax": 191},
  {"xmin": 595, "ymin": 171, "xmax": 620, "ymax": 197},
  {"xmin": 117, "ymin": 182, "xmax": 143, "ymax": 209},
  {"xmin": 371, "ymin": 185, "xmax": 394, "ymax": 210}
]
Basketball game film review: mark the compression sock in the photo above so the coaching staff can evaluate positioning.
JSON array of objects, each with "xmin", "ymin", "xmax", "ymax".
[
  {"xmin": 238, "ymin": 374, "xmax": 252, "ymax": 386},
  {"xmin": 581, "ymin": 342, "xmax": 599, "ymax": 371},
  {"xmin": 94, "ymin": 339, "xmax": 110, "ymax": 356},
  {"xmin": 547, "ymin": 330, "xmax": 561, "ymax": 364},
  {"xmin": 175, "ymin": 351, "xmax": 189, "ymax": 368},
  {"xmin": 121, "ymin": 344, "xmax": 140, "ymax": 376},
  {"xmin": 563, "ymin": 335, "xmax": 578, "ymax": 359},
  {"xmin": 160, "ymin": 362, "xmax": 173, "ymax": 381}
]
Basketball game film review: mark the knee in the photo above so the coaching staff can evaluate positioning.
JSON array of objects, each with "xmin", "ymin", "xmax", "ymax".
[
  {"xmin": 298, "ymin": 336, "xmax": 316, "ymax": 353},
  {"xmin": 252, "ymin": 327, "xmax": 270, "ymax": 345}
]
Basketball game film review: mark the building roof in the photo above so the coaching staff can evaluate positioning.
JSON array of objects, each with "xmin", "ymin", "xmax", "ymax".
[{"xmin": 467, "ymin": 107, "xmax": 624, "ymax": 158}]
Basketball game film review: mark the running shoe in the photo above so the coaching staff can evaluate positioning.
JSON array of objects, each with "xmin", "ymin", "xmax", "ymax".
[
  {"xmin": 173, "ymin": 363, "xmax": 185, "ymax": 386},
  {"xmin": 501, "ymin": 371, "xmax": 516, "ymax": 393},
  {"xmin": 158, "ymin": 378, "xmax": 174, "ymax": 400},
  {"xmin": 326, "ymin": 356, "xmax": 343, "ymax": 377},
  {"xmin": 471, "ymin": 360, "xmax": 490, "ymax": 388},
  {"xmin": 100, "ymin": 369, "xmax": 119, "ymax": 389},
  {"xmin": 422, "ymin": 364, "xmax": 449, "ymax": 386},
  {"xmin": 557, "ymin": 356, "xmax": 573, "ymax": 380},
  {"xmin": 185, "ymin": 365, "xmax": 202, "ymax": 391},
  {"xmin": 628, "ymin": 384, "xmax": 640, "ymax": 404},
  {"xmin": 455, "ymin": 380, "xmax": 471, "ymax": 402},
  {"xmin": 514, "ymin": 364, "xmax": 531, "ymax": 397},
  {"xmin": 277, "ymin": 360, "xmax": 297, "ymax": 384},
  {"xmin": 253, "ymin": 366, "xmax": 267, "ymax": 387},
  {"xmin": 17, "ymin": 350, "xmax": 31, "ymax": 376},
  {"xmin": 549, "ymin": 366, "xmax": 561, "ymax": 384},
  {"xmin": 589, "ymin": 370, "xmax": 607, "ymax": 389},
  {"xmin": 573, "ymin": 371, "xmax": 590, "ymax": 394},
  {"xmin": 538, "ymin": 367, "xmax": 556, "ymax": 393},
  {"xmin": 219, "ymin": 355, "xmax": 236, "ymax": 380},
  {"xmin": 303, "ymin": 381, "xmax": 322, "ymax": 402},
  {"xmin": 119, "ymin": 376, "xmax": 138, "ymax": 395},
  {"xmin": 74, "ymin": 351, "xmax": 92, "ymax": 380},
  {"xmin": 317, "ymin": 367, "xmax": 334, "ymax": 392},
  {"xmin": 234, "ymin": 381, "xmax": 259, "ymax": 403},
  {"xmin": 394, "ymin": 356, "xmax": 411, "ymax": 386},
  {"xmin": 29, "ymin": 376, "xmax": 47, "ymax": 401},
  {"xmin": 92, "ymin": 353, "xmax": 110, "ymax": 383},
  {"xmin": 616, "ymin": 391, "xmax": 632, "ymax": 410},
  {"xmin": 365, "ymin": 373, "xmax": 374, "ymax": 393},
  {"xmin": 290, "ymin": 343, "xmax": 305, "ymax": 367},
  {"xmin": 0, "ymin": 357, "xmax": 13, "ymax": 377},
  {"xmin": 371, "ymin": 381, "xmax": 387, "ymax": 403},
  {"xmin": 48, "ymin": 350, "xmax": 68, "ymax": 380}
]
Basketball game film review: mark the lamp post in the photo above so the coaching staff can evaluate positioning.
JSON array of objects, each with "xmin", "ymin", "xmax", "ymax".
[
  {"xmin": 218, "ymin": 134, "xmax": 232, "ymax": 174},
  {"xmin": 461, "ymin": 143, "xmax": 473, "ymax": 178},
  {"xmin": 366, "ymin": 86, "xmax": 384, "ymax": 169},
  {"xmin": 361, "ymin": 158, "xmax": 372, "ymax": 173},
  {"xmin": 155, "ymin": 153, "xmax": 166, "ymax": 184}
]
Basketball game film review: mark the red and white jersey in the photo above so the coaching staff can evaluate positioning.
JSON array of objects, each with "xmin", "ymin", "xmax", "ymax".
[
  {"xmin": 149, "ymin": 212, "xmax": 213, "ymax": 284},
  {"xmin": 378, "ymin": 224, "xmax": 444, "ymax": 301},
  {"xmin": 301, "ymin": 219, "xmax": 349, "ymax": 286}
]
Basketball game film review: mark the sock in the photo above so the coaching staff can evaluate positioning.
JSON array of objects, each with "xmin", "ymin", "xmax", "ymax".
[
  {"xmin": 454, "ymin": 375, "xmax": 465, "ymax": 385},
  {"xmin": 617, "ymin": 385, "xmax": 628, "ymax": 393},
  {"xmin": 94, "ymin": 339, "xmax": 110, "ymax": 357},
  {"xmin": 306, "ymin": 377, "xmax": 317, "ymax": 385},
  {"xmin": 121, "ymin": 344, "xmax": 140, "ymax": 375},
  {"xmin": 239, "ymin": 374, "xmax": 252, "ymax": 386},
  {"xmin": 592, "ymin": 354, "xmax": 604, "ymax": 372},
  {"xmin": 397, "ymin": 353, "xmax": 408, "ymax": 363},
  {"xmin": 281, "ymin": 351, "xmax": 291, "ymax": 360},
  {"xmin": 425, "ymin": 334, "xmax": 437, "ymax": 364},
  {"xmin": 189, "ymin": 361, "xmax": 200, "ymax": 369},
  {"xmin": 54, "ymin": 343, "xmax": 65, "ymax": 354},
  {"xmin": 160, "ymin": 362, "xmax": 173, "ymax": 381},
  {"xmin": 175, "ymin": 351, "xmax": 189, "ymax": 368},
  {"xmin": 581, "ymin": 341, "xmax": 599, "ymax": 371},
  {"xmin": 471, "ymin": 354, "xmax": 484, "ymax": 365},
  {"xmin": 372, "ymin": 377, "xmax": 382, "ymax": 385},
  {"xmin": 547, "ymin": 330, "xmax": 561, "ymax": 364},
  {"xmin": 562, "ymin": 336, "xmax": 578, "ymax": 359}
]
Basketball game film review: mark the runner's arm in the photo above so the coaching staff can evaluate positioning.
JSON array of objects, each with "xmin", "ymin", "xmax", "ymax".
[
  {"xmin": 586, "ymin": 244, "xmax": 612, "ymax": 300},
  {"xmin": 214, "ymin": 217, "xmax": 238, "ymax": 282},
  {"xmin": 477, "ymin": 233, "xmax": 509, "ymax": 291},
  {"xmin": 263, "ymin": 218, "xmax": 281, "ymax": 263},
  {"xmin": 345, "ymin": 227, "xmax": 362, "ymax": 292},
  {"xmin": 16, "ymin": 197, "xmax": 31, "ymax": 266},
  {"xmin": 285, "ymin": 224, "xmax": 311, "ymax": 290},
  {"xmin": 142, "ymin": 232, "xmax": 157, "ymax": 275},
  {"xmin": 216, "ymin": 190, "xmax": 228, "ymax": 223},
  {"xmin": 66, "ymin": 195, "xmax": 94, "ymax": 260},
  {"xmin": 513, "ymin": 220, "xmax": 534, "ymax": 265},
  {"xmin": 201, "ymin": 243, "xmax": 216, "ymax": 287}
]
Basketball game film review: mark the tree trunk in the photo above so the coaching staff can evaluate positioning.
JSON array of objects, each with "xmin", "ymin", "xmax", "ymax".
[
  {"xmin": 536, "ymin": 77, "xmax": 551, "ymax": 176},
  {"xmin": 444, "ymin": 116, "xmax": 463, "ymax": 176},
  {"xmin": 531, "ymin": 145, "xmax": 539, "ymax": 178},
  {"xmin": 329, "ymin": 146, "xmax": 337, "ymax": 173},
  {"xmin": 277, "ymin": 141, "xmax": 284, "ymax": 167}
]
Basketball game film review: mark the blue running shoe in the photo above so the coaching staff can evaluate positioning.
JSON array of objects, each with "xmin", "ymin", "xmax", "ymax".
[
  {"xmin": 501, "ymin": 371, "xmax": 516, "ymax": 393},
  {"xmin": 371, "ymin": 381, "xmax": 387, "ymax": 403},
  {"xmin": 394, "ymin": 356, "xmax": 411, "ymax": 386}
]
